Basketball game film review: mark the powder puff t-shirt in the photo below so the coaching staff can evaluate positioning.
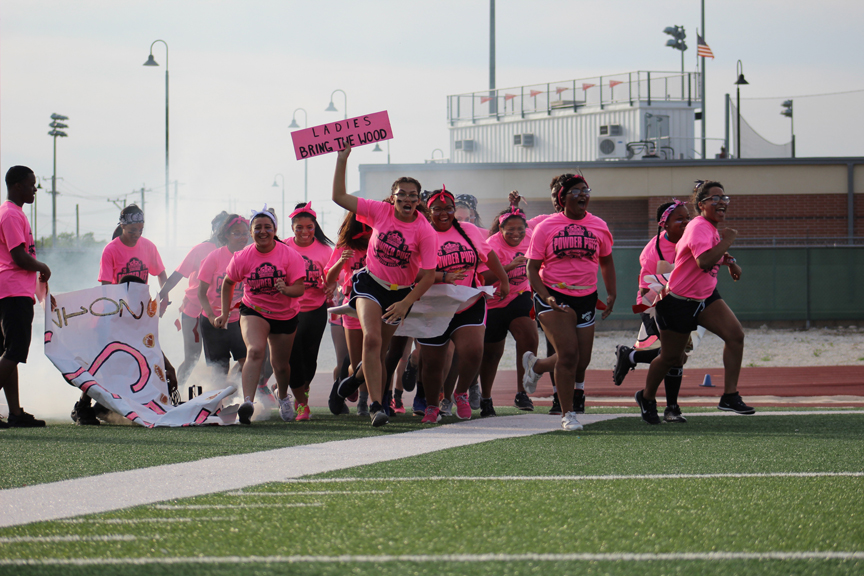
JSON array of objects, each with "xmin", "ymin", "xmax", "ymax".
[
  {"xmin": 667, "ymin": 216, "xmax": 722, "ymax": 300},
  {"xmin": 479, "ymin": 229, "xmax": 532, "ymax": 309},
  {"xmin": 0, "ymin": 201, "xmax": 37, "ymax": 300},
  {"xmin": 98, "ymin": 237, "xmax": 165, "ymax": 285},
  {"xmin": 175, "ymin": 241, "xmax": 218, "ymax": 318},
  {"xmin": 637, "ymin": 233, "xmax": 677, "ymax": 305},
  {"xmin": 198, "ymin": 246, "xmax": 244, "ymax": 323},
  {"xmin": 286, "ymin": 238, "xmax": 333, "ymax": 313},
  {"xmin": 325, "ymin": 246, "xmax": 368, "ymax": 296},
  {"xmin": 432, "ymin": 222, "xmax": 491, "ymax": 312},
  {"xmin": 526, "ymin": 212, "xmax": 613, "ymax": 297},
  {"xmin": 355, "ymin": 198, "xmax": 437, "ymax": 286},
  {"xmin": 225, "ymin": 241, "xmax": 306, "ymax": 320}
]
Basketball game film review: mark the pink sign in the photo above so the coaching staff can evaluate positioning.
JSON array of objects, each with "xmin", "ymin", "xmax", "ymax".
[{"xmin": 291, "ymin": 110, "xmax": 393, "ymax": 160}]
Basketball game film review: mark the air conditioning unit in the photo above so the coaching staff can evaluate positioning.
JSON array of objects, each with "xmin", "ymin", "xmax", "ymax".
[
  {"xmin": 600, "ymin": 124, "xmax": 623, "ymax": 136},
  {"xmin": 597, "ymin": 136, "xmax": 629, "ymax": 160},
  {"xmin": 455, "ymin": 139, "xmax": 475, "ymax": 152},
  {"xmin": 513, "ymin": 134, "xmax": 534, "ymax": 147}
]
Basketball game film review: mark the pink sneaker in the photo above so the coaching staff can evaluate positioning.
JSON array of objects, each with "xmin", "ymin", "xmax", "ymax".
[
  {"xmin": 454, "ymin": 392, "xmax": 472, "ymax": 420},
  {"xmin": 420, "ymin": 406, "xmax": 441, "ymax": 424},
  {"xmin": 295, "ymin": 403, "xmax": 311, "ymax": 421}
]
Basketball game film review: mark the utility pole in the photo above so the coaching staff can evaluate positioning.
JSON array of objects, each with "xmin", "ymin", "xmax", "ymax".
[
  {"xmin": 138, "ymin": 186, "xmax": 151, "ymax": 215},
  {"xmin": 47, "ymin": 113, "xmax": 69, "ymax": 248},
  {"xmin": 76, "ymin": 204, "xmax": 80, "ymax": 246}
]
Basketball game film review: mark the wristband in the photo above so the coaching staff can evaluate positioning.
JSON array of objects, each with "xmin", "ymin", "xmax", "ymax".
[{"xmin": 442, "ymin": 271, "xmax": 448, "ymax": 282}]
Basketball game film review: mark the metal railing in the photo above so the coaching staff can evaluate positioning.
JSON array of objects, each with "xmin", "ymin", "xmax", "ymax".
[
  {"xmin": 447, "ymin": 71, "xmax": 701, "ymax": 123},
  {"xmin": 613, "ymin": 236, "xmax": 864, "ymax": 248}
]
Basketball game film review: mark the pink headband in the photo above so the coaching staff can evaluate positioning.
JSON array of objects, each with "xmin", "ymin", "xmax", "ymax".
[
  {"xmin": 289, "ymin": 202, "xmax": 317, "ymax": 220},
  {"xmin": 498, "ymin": 207, "xmax": 526, "ymax": 226},
  {"xmin": 224, "ymin": 216, "xmax": 249, "ymax": 231},
  {"xmin": 658, "ymin": 200, "xmax": 686, "ymax": 228},
  {"xmin": 427, "ymin": 186, "xmax": 454, "ymax": 207}
]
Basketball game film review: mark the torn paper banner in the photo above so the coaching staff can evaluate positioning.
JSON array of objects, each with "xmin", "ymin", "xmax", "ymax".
[
  {"xmin": 43, "ymin": 283, "xmax": 236, "ymax": 427},
  {"xmin": 329, "ymin": 284, "xmax": 494, "ymax": 339}
]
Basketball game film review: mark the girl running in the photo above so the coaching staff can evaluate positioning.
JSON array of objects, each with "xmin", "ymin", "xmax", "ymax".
[
  {"xmin": 285, "ymin": 202, "xmax": 334, "ymax": 421},
  {"xmin": 329, "ymin": 142, "xmax": 437, "ymax": 427},
  {"xmin": 526, "ymin": 173, "xmax": 616, "ymax": 431},
  {"xmin": 478, "ymin": 205, "xmax": 538, "ymax": 416},
  {"xmin": 197, "ymin": 214, "xmax": 249, "ymax": 381},
  {"xmin": 217, "ymin": 206, "xmax": 306, "ymax": 425},
  {"xmin": 636, "ymin": 181, "xmax": 752, "ymax": 424}
]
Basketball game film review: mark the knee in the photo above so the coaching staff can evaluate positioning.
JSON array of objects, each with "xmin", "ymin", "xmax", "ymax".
[
  {"xmin": 363, "ymin": 334, "xmax": 382, "ymax": 354},
  {"xmin": 726, "ymin": 329, "xmax": 745, "ymax": 349},
  {"xmin": 556, "ymin": 350, "xmax": 578, "ymax": 371},
  {"xmin": 246, "ymin": 346, "xmax": 266, "ymax": 363}
]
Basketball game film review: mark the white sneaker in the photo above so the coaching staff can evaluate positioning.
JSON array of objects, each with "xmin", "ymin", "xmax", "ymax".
[
  {"xmin": 561, "ymin": 411, "xmax": 583, "ymax": 431},
  {"xmin": 440, "ymin": 398, "xmax": 454, "ymax": 417},
  {"xmin": 522, "ymin": 351, "xmax": 541, "ymax": 394},
  {"xmin": 277, "ymin": 391, "xmax": 296, "ymax": 422}
]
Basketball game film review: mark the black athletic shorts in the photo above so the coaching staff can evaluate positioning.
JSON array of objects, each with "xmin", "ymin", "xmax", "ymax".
[
  {"xmin": 0, "ymin": 296, "xmax": 34, "ymax": 364},
  {"xmin": 200, "ymin": 315, "xmax": 247, "ymax": 368},
  {"xmin": 239, "ymin": 303, "xmax": 299, "ymax": 335},
  {"xmin": 417, "ymin": 297, "xmax": 487, "ymax": 347},
  {"xmin": 349, "ymin": 270, "xmax": 413, "ymax": 323},
  {"xmin": 533, "ymin": 287, "xmax": 598, "ymax": 328},
  {"xmin": 484, "ymin": 291, "xmax": 533, "ymax": 343},
  {"xmin": 655, "ymin": 289, "xmax": 722, "ymax": 334}
]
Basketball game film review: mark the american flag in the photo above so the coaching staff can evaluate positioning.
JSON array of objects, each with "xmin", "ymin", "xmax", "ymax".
[{"xmin": 697, "ymin": 34, "xmax": 715, "ymax": 59}]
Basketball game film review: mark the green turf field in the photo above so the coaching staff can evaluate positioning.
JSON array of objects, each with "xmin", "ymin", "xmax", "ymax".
[{"xmin": 1, "ymin": 411, "xmax": 862, "ymax": 575}]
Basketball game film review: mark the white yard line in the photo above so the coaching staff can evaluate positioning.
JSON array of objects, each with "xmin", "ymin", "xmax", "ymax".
[
  {"xmin": 0, "ymin": 410, "xmax": 860, "ymax": 528},
  {"xmin": 0, "ymin": 535, "xmax": 139, "ymax": 543},
  {"xmin": 152, "ymin": 503, "xmax": 322, "ymax": 510},
  {"xmin": 1, "ymin": 551, "xmax": 862, "ymax": 566},
  {"xmin": 59, "ymin": 517, "xmax": 235, "ymax": 524},
  {"xmin": 225, "ymin": 490, "xmax": 390, "ymax": 496}
]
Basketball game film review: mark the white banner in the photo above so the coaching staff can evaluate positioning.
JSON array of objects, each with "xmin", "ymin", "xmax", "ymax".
[{"xmin": 43, "ymin": 284, "xmax": 236, "ymax": 427}]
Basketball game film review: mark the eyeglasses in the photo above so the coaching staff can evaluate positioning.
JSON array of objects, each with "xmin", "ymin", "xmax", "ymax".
[
  {"xmin": 706, "ymin": 195, "xmax": 730, "ymax": 204},
  {"xmin": 394, "ymin": 192, "xmax": 420, "ymax": 201},
  {"xmin": 228, "ymin": 230, "xmax": 248, "ymax": 237},
  {"xmin": 431, "ymin": 206, "xmax": 455, "ymax": 214},
  {"xmin": 570, "ymin": 188, "xmax": 591, "ymax": 198}
]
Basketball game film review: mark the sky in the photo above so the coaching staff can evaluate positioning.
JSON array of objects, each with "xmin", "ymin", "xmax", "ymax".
[{"xmin": 3, "ymin": 0, "xmax": 864, "ymax": 247}]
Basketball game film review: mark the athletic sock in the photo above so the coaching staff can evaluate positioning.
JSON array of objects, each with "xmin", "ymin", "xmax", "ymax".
[
  {"xmin": 370, "ymin": 401, "xmax": 382, "ymax": 413},
  {"xmin": 633, "ymin": 348, "xmax": 661, "ymax": 364},
  {"xmin": 394, "ymin": 389, "xmax": 403, "ymax": 402},
  {"xmin": 416, "ymin": 380, "xmax": 425, "ymax": 398},
  {"xmin": 574, "ymin": 381, "xmax": 585, "ymax": 391},
  {"xmin": 664, "ymin": 366, "xmax": 683, "ymax": 406}
]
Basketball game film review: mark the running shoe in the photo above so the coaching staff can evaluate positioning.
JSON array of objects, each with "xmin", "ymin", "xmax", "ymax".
[
  {"xmin": 664, "ymin": 405, "xmax": 687, "ymax": 423},
  {"xmin": 277, "ymin": 391, "xmax": 296, "ymax": 422},
  {"xmin": 0, "ymin": 417, "xmax": 7, "ymax": 429},
  {"xmin": 382, "ymin": 390, "xmax": 394, "ymax": 417},
  {"xmin": 514, "ymin": 391, "xmax": 535, "ymax": 411},
  {"xmin": 370, "ymin": 402, "xmax": 389, "ymax": 427},
  {"xmin": 549, "ymin": 392, "xmax": 562, "ymax": 416},
  {"xmin": 9, "ymin": 410, "xmax": 46, "ymax": 428},
  {"xmin": 420, "ymin": 406, "xmax": 441, "ymax": 424},
  {"xmin": 480, "ymin": 398, "xmax": 496, "ymax": 417},
  {"xmin": 718, "ymin": 392, "xmax": 755, "ymax": 415},
  {"xmin": 238, "ymin": 401, "xmax": 254, "ymax": 425},
  {"xmin": 357, "ymin": 392, "xmax": 370, "ymax": 417},
  {"xmin": 71, "ymin": 402, "xmax": 99, "ymax": 426},
  {"xmin": 573, "ymin": 392, "xmax": 585, "ymax": 415},
  {"xmin": 295, "ymin": 403, "xmax": 311, "ymax": 421},
  {"xmin": 561, "ymin": 411, "xmax": 583, "ymax": 431},
  {"xmin": 612, "ymin": 345, "xmax": 636, "ymax": 386},
  {"xmin": 439, "ymin": 397, "xmax": 454, "ymax": 417},
  {"xmin": 402, "ymin": 357, "xmax": 418, "ymax": 392},
  {"xmin": 454, "ymin": 392, "xmax": 472, "ymax": 420},
  {"xmin": 468, "ymin": 381, "xmax": 482, "ymax": 410},
  {"xmin": 521, "ymin": 351, "xmax": 541, "ymax": 394},
  {"xmin": 412, "ymin": 394, "xmax": 427, "ymax": 416},
  {"xmin": 257, "ymin": 384, "xmax": 279, "ymax": 409},
  {"xmin": 635, "ymin": 390, "xmax": 660, "ymax": 425},
  {"xmin": 346, "ymin": 362, "xmax": 362, "ymax": 403},
  {"xmin": 328, "ymin": 379, "xmax": 347, "ymax": 415},
  {"xmin": 392, "ymin": 392, "xmax": 406, "ymax": 414}
]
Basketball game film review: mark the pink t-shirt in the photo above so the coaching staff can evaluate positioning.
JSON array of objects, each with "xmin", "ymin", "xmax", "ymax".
[
  {"xmin": 98, "ymin": 237, "xmax": 166, "ymax": 285},
  {"xmin": 198, "ymin": 246, "xmax": 244, "ymax": 323},
  {"xmin": 526, "ymin": 212, "xmax": 613, "ymax": 297},
  {"xmin": 286, "ymin": 238, "xmax": 333, "ymax": 313},
  {"xmin": 355, "ymin": 198, "xmax": 437, "ymax": 286},
  {"xmin": 225, "ymin": 241, "xmax": 306, "ymax": 320},
  {"xmin": 480, "ymin": 230, "xmax": 532, "ymax": 309},
  {"xmin": 0, "ymin": 201, "xmax": 37, "ymax": 300},
  {"xmin": 668, "ymin": 216, "xmax": 721, "ymax": 300},
  {"xmin": 637, "ymin": 233, "xmax": 677, "ymax": 305},
  {"xmin": 526, "ymin": 213, "xmax": 554, "ymax": 230},
  {"xmin": 176, "ymin": 241, "xmax": 218, "ymax": 317},
  {"xmin": 432, "ymin": 222, "xmax": 491, "ymax": 287},
  {"xmin": 325, "ymin": 246, "xmax": 368, "ymax": 296}
]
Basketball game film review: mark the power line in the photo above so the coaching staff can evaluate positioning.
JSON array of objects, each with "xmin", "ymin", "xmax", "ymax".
[{"xmin": 742, "ymin": 88, "xmax": 864, "ymax": 101}]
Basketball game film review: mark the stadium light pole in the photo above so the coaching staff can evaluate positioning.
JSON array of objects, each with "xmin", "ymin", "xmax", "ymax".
[
  {"xmin": 143, "ymin": 39, "xmax": 170, "ymax": 246},
  {"xmin": 781, "ymin": 99, "xmax": 795, "ymax": 158},
  {"xmin": 734, "ymin": 60, "xmax": 749, "ymax": 158},
  {"xmin": 288, "ymin": 108, "xmax": 309, "ymax": 203},
  {"xmin": 663, "ymin": 25, "xmax": 687, "ymax": 97},
  {"xmin": 47, "ymin": 113, "xmax": 69, "ymax": 248},
  {"xmin": 325, "ymin": 89, "xmax": 347, "ymax": 120},
  {"xmin": 272, "ymin": 174, "xmax": 285, "ymax": 225}
]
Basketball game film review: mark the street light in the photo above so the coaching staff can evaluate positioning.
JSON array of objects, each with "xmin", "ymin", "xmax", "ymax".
[
  {"xmin": 781, "ymin": 99, "xmax": 795, "ymax": 158},
  {"xmin": 326, "ymin": 89, "xmax": 347, "ymax": 120},
  {"xmin": 143, "ymin": 39, "xmax": 170, "ymax": 246},
  {"xmin": 47, "ymin": 113, "xmax": 69, "ymax": 248},
  {"xmin": 663, "ymin": 25, "xmax": 687, "ymax": 96},
  {"xmin": 372, "ymin": 140, "xmax": 390, "ymax": 164},
  {"xmin": 288, "ymin": 108, "xmax": 309, "ymax": 203},
  {"xmin": 734, "ymin": 60, "xmax": 749, "ymax": 159},
  {"xmin": 272, "ymin": 174, "xmax": 285, "ymax": 226}
]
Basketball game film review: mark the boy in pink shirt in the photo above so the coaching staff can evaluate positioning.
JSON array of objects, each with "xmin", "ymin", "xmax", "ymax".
[{"xmin": 0, "ymin": 166, "xmax": 51, "ymax": 427}]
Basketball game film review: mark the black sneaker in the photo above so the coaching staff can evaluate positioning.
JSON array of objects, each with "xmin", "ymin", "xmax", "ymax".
[
  {"xmin": 8, "ymin": 410, "xmax": 46, "ymax": 428},
  {"xmin": 613, "ymin": 345, "xmax": 636, "ymax": 386},
  {"xmin": 71, "ymin": 402, "xmax": 100, "ymax": 426},
  {"xmin": 382, "ymin": 390, "xmax": 394, "ymax": 417},
  {"xmin": 402, "ymin": 357, "xmax": 418, "ymax": 392},
  {"xmin": 718, "ymin": 393, "xmax": 755, "ymax": 415},
  {"xmin": 549, "ymin": 392, "xmax": 562, "ymax": 416},
  {"xmin": 573, "ymin": 392, "xmax": 585, "ymax": 414},
  {"xmin": 635, "ymin": 390, "xmax": 660, "ymax": 425},
  {"xmin": 514, "ymin": 391, "xmax": 534, "ymax": 411},
  {"xmin": 0, "ymin": 416, "xmax": 9, "ymax": 429},
  {"xmin": 238, "ymin": 401, "xmax": 254, "ymax": 425},
  {"xmin": 664, "ymin": 405, "xmax": 687, "ymax": 423},
  {"xmin": 369, "ymin": 401, "xmax": 389, "ymax": 427},
  {"xmin": 480, "ymin": 398, "xmax": 496, "ymax": 417},
  {"xmin": 328, "ymin": 379, "xmax": 348, "ymax": 415}
]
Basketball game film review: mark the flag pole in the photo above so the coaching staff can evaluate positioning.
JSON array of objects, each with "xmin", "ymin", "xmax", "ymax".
[{"xmin": 701, "ymin": 0, "xmax": 706, "ymax": 160}]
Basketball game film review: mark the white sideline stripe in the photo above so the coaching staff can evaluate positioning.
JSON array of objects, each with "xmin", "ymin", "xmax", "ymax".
[
  {"xmin": 153, "ymin": 503, "xmax": 322, "ymax": 510},
  {"xmin": 1, "ymin": 410, "xmax": 860, "ymax": 528},
  {"xmin": 59, "ymin": 517, "xmax": 235, "ymax": 524},
  {"xmin": 225, "ymin": 490, "xmax": 390, "ymax": 496},
  {"xmin": 284, "ymin": 472, "xmax": 864, "ymax": 483},
  {"xmin": 0, "ymin": 535, "xmax": 138, "ymax": 543},
  {"xmin": 1, "ymin": 551, "xmax": 863, "ymax": 565}
]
